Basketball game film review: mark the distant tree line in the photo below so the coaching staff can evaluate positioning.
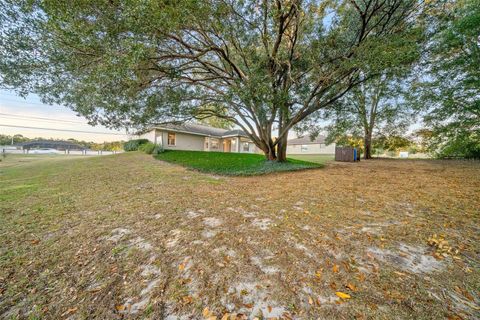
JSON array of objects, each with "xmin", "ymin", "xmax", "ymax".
[{"xmin": 0, "ymin": 134, "xmax": 124, "ymax": 151}]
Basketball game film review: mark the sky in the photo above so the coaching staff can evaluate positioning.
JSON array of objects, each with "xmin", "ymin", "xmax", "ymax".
[{"xmin": 0, "ymin": 89, "xmax": 133, "ymax": 143}]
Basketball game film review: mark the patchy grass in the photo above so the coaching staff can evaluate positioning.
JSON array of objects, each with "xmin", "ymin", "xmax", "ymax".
[
  {"xmin": 154, "ymin": 150, "xmax": 321, "ymax": 175},
  {"xmin": 0, "ymin": 153, "xmax": 479, "ymax": 319},
  {"xmin": 288, "ymin": 154, "xmax": 334, "ymax": 165}
]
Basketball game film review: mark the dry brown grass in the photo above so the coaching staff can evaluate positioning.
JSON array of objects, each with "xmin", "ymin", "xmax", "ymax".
[{"xmin": 0, "ymin": 153, "xmax": 479, "ymax": 319}]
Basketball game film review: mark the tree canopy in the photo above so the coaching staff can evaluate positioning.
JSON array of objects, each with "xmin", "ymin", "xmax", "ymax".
[
  {"xmin": 408, "ymin": 0, "xmax": 480, "ymax": 158},
  {"xmin": 0, "ymin": 0, "xmax": 424, "ymax": 161}
]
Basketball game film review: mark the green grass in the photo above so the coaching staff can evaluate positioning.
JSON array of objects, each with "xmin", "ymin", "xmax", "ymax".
[{"xmin": 154, "ymin": 150, "xmax": 322, "ymax": 175}]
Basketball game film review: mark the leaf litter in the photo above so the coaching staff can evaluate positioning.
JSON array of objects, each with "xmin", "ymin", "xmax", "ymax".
[{"xmin": 0, "ymin": 154, "xmax": 479, "ymax": 319}]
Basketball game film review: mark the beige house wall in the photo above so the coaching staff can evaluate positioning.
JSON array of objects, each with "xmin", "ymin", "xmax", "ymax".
[
  {"xmin": 155, "ymin": 130, "xmax": 205, "ymax": 151},
  {"xmin": 287, "ymin": 143, "xmax": 336, "ymax": 155},
  {"xmin": 137, "ymin": 129, "xmax": 260, "ymax": 153}
]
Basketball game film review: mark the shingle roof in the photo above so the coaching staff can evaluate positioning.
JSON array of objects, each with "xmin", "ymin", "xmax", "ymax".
[
  {"xmin": 288, "ymin": 135, "xmax": 326, "ymax": 145},
  {"xmin": 222, "ymin": 129, "xmax": 249, "ymax": 137},
  {"xmin": 152, "ymin": 123, "xmax": 248, "ymax": 138}
]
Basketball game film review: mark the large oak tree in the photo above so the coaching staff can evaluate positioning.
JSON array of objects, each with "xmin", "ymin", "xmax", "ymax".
[{"xmin": 1, "ymin": 0, "xmax": 423, "ymax": 161}]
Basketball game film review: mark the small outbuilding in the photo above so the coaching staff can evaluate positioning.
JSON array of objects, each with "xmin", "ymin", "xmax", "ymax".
[{"xmin": 335, "ymin": 146, "xmax": 361, "ymax": 162}]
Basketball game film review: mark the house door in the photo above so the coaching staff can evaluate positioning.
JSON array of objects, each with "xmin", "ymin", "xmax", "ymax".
[{"xmin": 223, "ymin": 139, "xmax": 231, "ymax": 152}]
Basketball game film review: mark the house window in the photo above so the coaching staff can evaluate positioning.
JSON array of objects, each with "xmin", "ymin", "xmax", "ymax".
[
  {"xmin": 301, "ymin": 145, "xmax": 308, "ymax": 152},
  {"xmin": 167, "ymin": 133, "xmax": 176, "ymax": 146},
  {"xmin": 211, "ymin": 138, "xmax": 219, "ymax": 150},
  {"xmin": 243, "ymin": 143, "xmax": 250, "ymax": 152}
]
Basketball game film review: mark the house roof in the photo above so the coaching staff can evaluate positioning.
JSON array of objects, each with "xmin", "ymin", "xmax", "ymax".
[
  {"xmin": 151, "ymin": 123, "xmax": 249, "ymax": 138},
  {"xmin": 288, "ymin": 135, "xmax": 327, "ymax": 145},
  {"xmin": 222, "ymin": 129, "xmax": 249, "ymax": 138}
]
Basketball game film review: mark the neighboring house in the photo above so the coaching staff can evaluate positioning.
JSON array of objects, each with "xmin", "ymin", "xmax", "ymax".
[
  {"xmin": 287, "ymin": 136, "xmax": 336, "ymax": 154},
  {"xmin": 137, "ymin": 123, "xmax": 259, "ymax": 153}
]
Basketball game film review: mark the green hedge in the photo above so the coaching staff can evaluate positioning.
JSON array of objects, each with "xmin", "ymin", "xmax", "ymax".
[
  {"xmin": 139, "ymin": 142, "xmax": 156, "ymax": 154},
  {"xmin": 123, "ymin": 139, "xmax": 149, "ymax": 151}
]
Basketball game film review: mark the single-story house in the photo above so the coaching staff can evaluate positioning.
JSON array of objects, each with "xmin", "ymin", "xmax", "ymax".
[
  {"xmin": 286, "ymin": 135, "xmax": 336, "ymax": 154},
  {"xmin": 137, "ymin": 123, "xmax": 259, "ymax": 153}
]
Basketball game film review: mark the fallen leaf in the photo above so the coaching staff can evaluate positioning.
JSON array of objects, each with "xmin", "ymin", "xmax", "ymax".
[
  {"xmin": 202, "ymin": 307, "xmax": 210, "ymax": 318},
  {"xmin": 182, "ymin": 295, "xmax": 193, "ymax": 304},
  {"xmin": 179, "ymin": 263, "xmax": 185, "ymax": 271},
  {"xmin": 357, "ymin": 272, "xmax": 366, "ymax": 282},
  {"xmin": 61, "ymin": 307, "xmax": 78, "ymax": 317},
  {"xmin": 115, "ymin": 304, "xmax": 125, "ymax": 311},
  {"xmin": 221, "ymin": 313, "xmax": 230, "ymax": 320},
  {"xmin": 346, "ymin": 283, "xmax": 357, "ymax": 291},
  {"xmin": 332, "ymin": 264, "xmax": 339, "ymax": 273},
  {"xmin": 336, "ymin": 291, "xmax": 351, "ymax": 299},
  {"xmin": 308, "ymin": 296, "xmax": 314, "ymax": 305}
]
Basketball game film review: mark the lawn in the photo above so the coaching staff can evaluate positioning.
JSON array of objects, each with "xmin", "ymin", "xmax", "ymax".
[
  {"xmin": 154, "ymin": 150, "xmax": 321, "ymax": 175},
  {"xmin": 0, "ymin": 153, "xmax": 479, "ymax": 319}
]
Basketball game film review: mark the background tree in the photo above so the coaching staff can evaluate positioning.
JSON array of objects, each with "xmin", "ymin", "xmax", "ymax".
[
  {"xmin": 0, "ymin": 0, "xmax": 424, "ymax": 161},
  {"xmin": 408, "ymin": 0, "xmax": 480, "ymax": 158},
  {"xmin": 0, "ymin": 134, "xmax": 29, "ymax": 145},
  {"xmin": 373, "ymin": 134, "xmax": 412, "ymax": 155},
  {"xmin": 322, "ymin": 74, "xmax": 416, "ymax": 159}
]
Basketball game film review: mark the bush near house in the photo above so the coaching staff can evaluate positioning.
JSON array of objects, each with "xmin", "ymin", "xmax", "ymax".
[
  {"xmin": 139, "ymin": 142, "xmax": 156, "ymax": 154},
  {"xmin": 123, "ymin": 139, "xmax": 149, "ymax": 151}
]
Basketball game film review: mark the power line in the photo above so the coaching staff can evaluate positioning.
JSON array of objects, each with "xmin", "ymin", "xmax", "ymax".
[
  {"xmin": 0, "ymin": 112, "xmax": 86, "ymax": 124},
  {"xmin": 0, "ymin": 124, "xmax": 130, "ymax": 136}
]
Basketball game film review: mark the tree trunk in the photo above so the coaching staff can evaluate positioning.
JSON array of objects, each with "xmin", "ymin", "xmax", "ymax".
[
  {"xmin": 264, "ymin": 147, "xmax": 277, "ymax": 161},
  {"xmin": 276, "ymin": 134, "xmax": 288, "ymax": 162},
  {"xmin": 364, "ymin": 132, "xmax": 372, "ymax": 159}
]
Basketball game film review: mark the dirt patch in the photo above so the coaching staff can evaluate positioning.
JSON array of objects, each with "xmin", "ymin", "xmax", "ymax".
[
  {"xmin": 251, "ymin": 218, "xmax": 272, "ymax": 230},
  {"xmin": 368, "ymin": 243, "xmax": 445, "ymax": 274}
]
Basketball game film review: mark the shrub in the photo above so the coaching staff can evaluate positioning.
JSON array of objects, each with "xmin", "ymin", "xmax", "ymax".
[
  {"xmin": 152, "ymin": 144, "xmax": 164, "ymax": 155},
  {"xmin": 139, "ymin": 142, "xmax": 156, "ymax": 154},
  {"xmin": 123, "ymin": 139, "xmax": 149, "ymax": 151}
]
